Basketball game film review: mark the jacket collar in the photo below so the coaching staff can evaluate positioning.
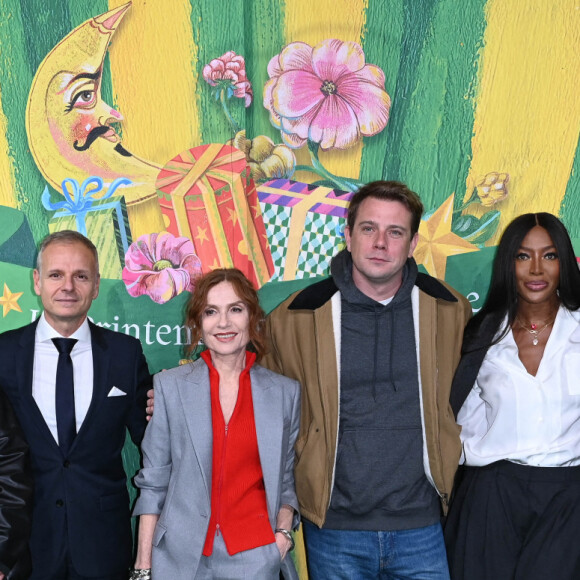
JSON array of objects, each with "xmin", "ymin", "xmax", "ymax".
[{"xmin": 288, "ymin": 270, "xmax": 458, "ymax": 311}]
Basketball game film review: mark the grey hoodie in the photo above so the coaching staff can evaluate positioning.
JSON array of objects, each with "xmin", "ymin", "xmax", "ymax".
[{"xmin": 323, "ymin": 250, "xmax": 441, "ymax": 531}]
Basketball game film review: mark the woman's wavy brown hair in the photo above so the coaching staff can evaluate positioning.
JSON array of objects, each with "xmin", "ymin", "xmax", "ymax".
[{"xmin": 184, "ymin": 268, "xmax": 267, "ymax": 362}]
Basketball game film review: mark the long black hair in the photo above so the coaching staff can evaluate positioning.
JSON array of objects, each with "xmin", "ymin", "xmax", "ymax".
[{"xmin": 463, "ymin": 212, "xmax": 580, "ymax": 352}]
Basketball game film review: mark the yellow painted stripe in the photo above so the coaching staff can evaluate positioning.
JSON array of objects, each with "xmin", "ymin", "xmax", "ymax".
[
  {"xmin": 284, "ymin": 0, "xmax": 369, "ymax": 184},
  {"xmin": 199, "ymin": 176, "xmax": 234, "ymax": 267},
  {"xmin": 0, "ymin": 86, "xmax": 17, "ymax": 209},
  {"xmin": 108, "ymin": 0, "xmax": 201, "ymax": 166},
  {"xmin": 465, "ymin": 0, "xmax": 580, "ymax": 240}
]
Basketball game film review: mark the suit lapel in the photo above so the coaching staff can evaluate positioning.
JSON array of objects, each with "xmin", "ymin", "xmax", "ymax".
[
  {"xmin": 178, "ymin": 363, "xmax": 213, "ymax": 504},
  {"xmin": 73, "ymin": 322, "xmax": 110, "ymax": 447},
  {"xmin": 17, "ymin": 321, "xmax": 61, "ymax": 451},
  {"xmin": 17, "ymin": 322, "xmax": 37, "ymax": 399},
  {"xmin": 251, "ymin": 367, "xmax": 283, "ymax": 521}
]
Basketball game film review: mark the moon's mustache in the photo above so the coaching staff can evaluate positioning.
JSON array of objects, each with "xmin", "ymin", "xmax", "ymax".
[
  {"xmin": 114, "ymin": 143, "xmax": 132, "ymax": 157},
  {"xmin": 73, "ymin": 125, "xmax": 114, "ymax": 151}
]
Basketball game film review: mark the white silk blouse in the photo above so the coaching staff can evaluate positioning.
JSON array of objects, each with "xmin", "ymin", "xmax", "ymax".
[{"xmin": 459, "ymin": 307, "xmax": 580, "ymax": 467}]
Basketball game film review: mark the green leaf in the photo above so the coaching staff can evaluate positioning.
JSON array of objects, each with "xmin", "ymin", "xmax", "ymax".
[{"xmin": 452, "ymin": 210, "xmax": 500, "ymax": 244}]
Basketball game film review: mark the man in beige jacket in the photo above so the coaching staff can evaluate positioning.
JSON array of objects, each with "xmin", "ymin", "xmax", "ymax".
[{"xmin": 263, "ymin": 181, "xmax": 471, "ymax": 579}]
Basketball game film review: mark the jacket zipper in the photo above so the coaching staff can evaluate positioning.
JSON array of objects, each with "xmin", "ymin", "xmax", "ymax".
[{"xmin": 216, "ymin": 424, "xmax": 229, "ymax": 536}]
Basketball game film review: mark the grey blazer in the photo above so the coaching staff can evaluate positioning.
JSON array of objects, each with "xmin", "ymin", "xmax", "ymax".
[{"xmin": 134, "ymin": 357, "xmax": 300, "ymax": 580}]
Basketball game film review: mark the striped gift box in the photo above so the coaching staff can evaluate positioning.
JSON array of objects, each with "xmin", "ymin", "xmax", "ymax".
[{"xmin": 157, "ymin": 144, "xmax": 275, "ymax": 288}]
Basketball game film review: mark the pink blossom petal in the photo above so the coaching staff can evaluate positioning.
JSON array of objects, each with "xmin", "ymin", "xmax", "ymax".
[
  {"xmin": 221, "ymin": 51, "xmax": 236, "ymax": 61},
  {"xmin": 181, "ymin": 250, "xmax": 202, "ymax": 267},
  {"xmin": 311, "ymin": 39, "xmax": 366, "ymax": 80},
  {"xmin": 202, "ymin": 65, "xmax": 217, "ymax": 85},
  {"xmin": 124, "ymin": 238, "xmax": 155, "ymax": 270},
  {"xmin": 207, "ymin": 59, "xmax": 225, "ymax": 73},
  {"xmin": 309, "ymin": 95, "xmax": 360, "ymax": 149},
  {"xmin": 337, "ymin": 76, "xmax": 391, "ymax": 136},
  {"xmin": 233, "ymin": 80, "xmax": 253, "ymax": 107},
  {"xmin": 275, "ymin": 42, "xmax": 315, "ymax": 74},
  {"xmin": 263, "ymin": 78, "xmax": 277, "ymax": 113},
  {"xmin": 280, "ymin": 130, "xmax": 307, "ymax": 148},
  {"xmin": 351, "ymin": 64, "xmax": 387, "ymax": 88},
  {"xmin": 267, "ymin": 54, "xmax": 283, "ymax": 78},
  {"xmin": 181, "ymin": 255, "xmax": 203, "ymax": 291},
  {"xmin": 281, "ymin": 105, "xmax": 320, "ymax": 140},
  {"xmin": 225, "ymin": 61, "xmax": 242, "ymax": 74},
  {"xmin": 272, "ymin": 70, "xmax": 326, "ymax": 117},
  {"xmin": 122, "ymin": 268, "xmax": 147, "ymax": 295},
  {"xmin": 153, "ymin": 233, "xmax": 195, "ymax": 265},
  {"xmin": 143, "ymin": 268, "xmax": 190, "ymax": 304},
  {"xmin": 219, "ymin": 70, "xmax": 240, "ymax": 83}
]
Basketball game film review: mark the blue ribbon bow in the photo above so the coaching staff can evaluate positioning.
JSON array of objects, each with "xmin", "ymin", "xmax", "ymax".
[{"xmin": 42, "ymin": 176, "xmax": 132, "ymax": 237}]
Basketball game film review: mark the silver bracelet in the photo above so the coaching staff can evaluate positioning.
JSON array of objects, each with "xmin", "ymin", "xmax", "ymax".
[
  {"xmin": 275, "ymin": 528, "xmax": 295, "ymax": 551},
  {"xmin": 130, "ymin": 569, "xmax": 152, "ymax": 580}
]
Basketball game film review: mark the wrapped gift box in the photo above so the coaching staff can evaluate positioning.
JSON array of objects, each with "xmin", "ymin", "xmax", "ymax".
[
  {"xmin": 257, "ymin": 179, "xmax": 353, "ymax": 281},
  {"xmin": 156, "ymin": 144, "xmax": 274, "ymax": 288},
  {"xmin": 43, "ymin": 178, "xmax": 132, "ymax": 280}
]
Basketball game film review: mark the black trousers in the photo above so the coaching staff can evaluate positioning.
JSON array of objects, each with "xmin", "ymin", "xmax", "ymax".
[
  {"xmin": 30, "ymin": 545, "xmax": 127, "ymax": 580},
  {"xmin": 444, "ymin": 461, "xmax": 580, "ymax": 580}
]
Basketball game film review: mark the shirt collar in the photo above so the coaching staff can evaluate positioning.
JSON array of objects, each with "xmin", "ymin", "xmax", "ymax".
[
  {"xmin": 36, "ymin": 312, "xmax": 92, "ymax": 343},
  {"xmin": 200, "ymin": 349, "xmax": 256, "ymax": 373}
]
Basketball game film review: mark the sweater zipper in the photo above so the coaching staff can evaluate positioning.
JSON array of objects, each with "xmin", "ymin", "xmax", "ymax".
[{"xmin": 216, "ymin": 424, "xmax": 229, "ymax": 536}]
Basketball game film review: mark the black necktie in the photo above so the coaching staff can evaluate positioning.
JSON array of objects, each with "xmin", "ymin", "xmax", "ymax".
[{"xmin": 52, "ymin": 338, "xmax": 78, "ymax": 455}]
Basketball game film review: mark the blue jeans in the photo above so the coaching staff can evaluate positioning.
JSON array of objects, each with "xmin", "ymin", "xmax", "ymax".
[{"xmin": 303, "ymin": 520, "xmax": 450, "ymax": 580}]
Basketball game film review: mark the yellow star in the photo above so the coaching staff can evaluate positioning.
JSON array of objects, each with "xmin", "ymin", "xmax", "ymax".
[
  {"xmin": 414, "ymin": 194, "xmax": 479, "ymax": 279},
  {"xmin": 208, "ymin": 259, "xmax": 220, "ymax": 271},
  {"xmin": 195, "ymin": 226, "xmax": 209, "ymax": 245},
  {"xmin": 226, "ymin": 207, "xmax": 239, "ymax": 227},
  {"xmin": 0, "ymin": 283, "xmax": 23, "ymax": 317},
  {"xmin": 252, "ymin": 203, "xmax": 262, "ymax": 219}
]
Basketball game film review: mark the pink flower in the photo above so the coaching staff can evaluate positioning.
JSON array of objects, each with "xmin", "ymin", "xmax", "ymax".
[
  {"xmin": 122, "ymin": 232, "xmax": 202, "ymax": 304},
  {"xmin": 264, "ymin": 39, "xmax": 391, "ymax": 150},
  {"xmin": 203, "ymin": 51, "xmax": 253, "ymax": 107}
]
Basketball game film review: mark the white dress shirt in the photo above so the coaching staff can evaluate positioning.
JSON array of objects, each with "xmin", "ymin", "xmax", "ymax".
[
  {"xmin": 33, "ymin": 313, "xmax": 94, "ymax": 444},
  {"xmin": 459, "ymin": 307, "xmax": 580, "ymax": 467}
]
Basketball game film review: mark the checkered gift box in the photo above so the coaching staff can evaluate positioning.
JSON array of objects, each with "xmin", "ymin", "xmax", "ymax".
[{"xmin": 257, "ymin": 179, "xmax": 352, "ymax": 281}]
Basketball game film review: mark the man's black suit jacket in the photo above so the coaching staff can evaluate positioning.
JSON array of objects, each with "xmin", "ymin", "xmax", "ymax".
[{"xmin": 0, "ymin": 319, "xmax": 151, "ymax": 578}]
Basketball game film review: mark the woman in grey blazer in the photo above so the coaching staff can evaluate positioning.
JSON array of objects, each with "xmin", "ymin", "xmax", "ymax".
[{"xmin": 131, "ymin": 269, "xmax": 300, "ymax": 580}]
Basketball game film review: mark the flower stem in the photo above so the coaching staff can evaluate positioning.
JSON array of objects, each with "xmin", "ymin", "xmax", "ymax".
[
  {"xmin": 220, "ymin": 89, "xmax": 240, "ymax": 134},
  {"xmin": 301, "ymin": 142, "xmax": 363, "ymax": 192},
  {"xmin": 453, "ymin": 192, "xmax": 479, "ymax": 214}
]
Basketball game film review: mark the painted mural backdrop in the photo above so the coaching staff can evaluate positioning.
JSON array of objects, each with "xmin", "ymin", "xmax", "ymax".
[{"xmin": 0, "ymin": 0, "xmax": 579, "ymax": 576}]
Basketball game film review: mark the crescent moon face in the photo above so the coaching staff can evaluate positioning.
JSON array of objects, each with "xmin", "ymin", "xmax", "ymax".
[{"xmin": 26, "ymin": 3, "xmax": 161, "ymax": 206}]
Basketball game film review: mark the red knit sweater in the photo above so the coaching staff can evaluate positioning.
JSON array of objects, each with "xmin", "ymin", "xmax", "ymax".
[{"xmin": 201, "ymin": 351, "xmax": 275, "ymax": 556}]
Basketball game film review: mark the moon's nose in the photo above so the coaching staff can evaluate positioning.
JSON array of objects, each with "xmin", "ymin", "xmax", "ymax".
[
  {"xmin": 108, "ymin": 108, "xmax": 123, "ymax": 121},
  {"xmin": 99, "ymin": 114, "xmax": 123, "ymax": 128}
]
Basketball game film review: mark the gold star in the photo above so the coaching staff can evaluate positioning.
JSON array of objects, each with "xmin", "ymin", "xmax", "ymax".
[
  {"xmin": 0, "ymin": 283, "xmax": 23, "ymax": 317},
  {"xmin": 208, "ymin": 259, "xmax": 220, "ymax": 271},
  {"xmin": 252, "ymin": 203, "xmax": 262, "ymax": 219},
  {"xmin": 414, "ymin": 194, "xmax": 479, "ymax": 279},
  {"xmin": 226, "ymin": 207, "xmax": 239, "ymax": 227},
  {"xmin": 195, "ymin": 226, "xmax": 209, "ymax": 245}
]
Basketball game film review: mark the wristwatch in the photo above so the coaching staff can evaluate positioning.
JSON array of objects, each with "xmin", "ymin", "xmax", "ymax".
[{"xmin": 275, "ymin": 528, "xmax": 295, "ymax": 551}]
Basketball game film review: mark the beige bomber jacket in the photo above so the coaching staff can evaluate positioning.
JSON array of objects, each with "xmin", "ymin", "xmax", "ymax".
[{"xmin": 262, "ymin": 273, "xmax": 472, "ymax": 527}]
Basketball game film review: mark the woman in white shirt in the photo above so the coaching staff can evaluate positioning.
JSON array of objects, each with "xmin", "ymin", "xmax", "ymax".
[{"xmin": 445, "ymin": 212, "xmax": 580, "ymax": 580}]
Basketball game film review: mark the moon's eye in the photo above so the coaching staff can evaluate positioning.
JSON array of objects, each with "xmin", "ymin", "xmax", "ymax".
[
  {"xmin": 77, "ymin": 91, "xmax": 94, "ymax": 104},
  {"xmin": 65, "ymin": 87, "xmax": 97, "ymax": 112}
]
